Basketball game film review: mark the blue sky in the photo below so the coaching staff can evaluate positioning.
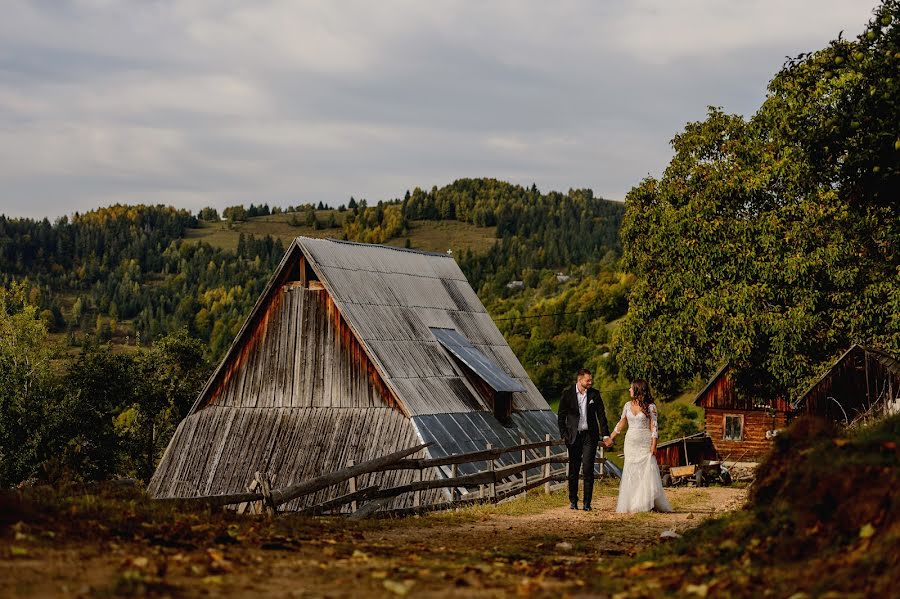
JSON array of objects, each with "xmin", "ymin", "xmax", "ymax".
[{"xmin": 0, "ymin": 1, "xmax": 879, "ymax": 219}]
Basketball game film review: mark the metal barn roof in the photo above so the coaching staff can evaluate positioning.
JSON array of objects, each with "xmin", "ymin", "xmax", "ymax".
[{"xmin": 296, "ymin": 237, "xmax": 549, "ymax": 416}]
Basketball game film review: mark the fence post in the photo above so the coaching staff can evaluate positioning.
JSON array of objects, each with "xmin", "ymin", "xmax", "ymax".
[
  {"xmin": 255, "ymin": 471, "xmax": 275, "ymax": 517},
  {"xmin": 414, "ymin": 468, "xmax": 421, "ymax": 507},
  {"xmin": 347, "ymin": 459, "xmax": 357, "ymax": 513},
  {"xmin": 520, "ymin": 437, "xmax": 527, "ymax": 496},
  {"xmin": 598, "ymin": 445, "xmax": 605, "ymax": 481},
  {"xmin": 544, "ymin": 434, "xmax": 551, "ymax": 495},
  {"xmin": 487, "ymin": 442, "xmax": 495, "ymax": 500},
  {"xmin": 451, "ymin": 461, "xmax": 458, "ymax": 502}
]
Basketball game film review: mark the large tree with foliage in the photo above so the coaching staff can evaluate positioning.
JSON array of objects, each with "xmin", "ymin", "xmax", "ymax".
[
  {"xmin": 615, "ymin": 1, "xmax": 899, "ymax": 399},
  {"xmin": 0, "ymin": 282, "xmax": 56, "ymax": 485}
]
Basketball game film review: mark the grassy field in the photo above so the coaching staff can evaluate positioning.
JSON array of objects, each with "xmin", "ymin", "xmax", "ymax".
[{"xmin": 182, "ymin": 212, "xmax": 497, "ymax": 255}]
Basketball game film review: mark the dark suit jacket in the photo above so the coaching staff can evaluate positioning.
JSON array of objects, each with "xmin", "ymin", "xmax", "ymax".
[{"xmin": 557, "ymin": 386, "xmax": 610, "ymax": 445}]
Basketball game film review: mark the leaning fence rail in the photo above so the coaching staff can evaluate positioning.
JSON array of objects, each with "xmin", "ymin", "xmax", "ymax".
[{"xmin": 160, "ymin": 434, "xmax": 611, "ymax": 518}]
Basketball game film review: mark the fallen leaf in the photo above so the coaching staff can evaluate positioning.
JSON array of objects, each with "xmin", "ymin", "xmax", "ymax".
[
  {"xmin": 370, "ymin": 571, "xmax": 388, "ymax": 579},
  {"xmin": 382, "ymin": 579, "xmax": 415, "ymax": 596},
  {"xmin": 10, "ymin": 546, "xmax": 29, "ymax": 557},
  {"xmin": 859, "ymin": 523, "xmax": 876, "ymax": 539},
  {"xmin": 202, "ymin": 575, "xmax": 224, "ymax": 585},
  {"xmin": 685, "ymin": 583, "xmax": 709, "ymax": 597},
  {"xmin": 718, "ymin": 539, "xmax": 738, "ymax": 551},
  {"xmin": 554, "ymin": 542, "xmax": 573, "ymax": 551},
  {"xmin": 833, "ymin": 438, "xmax": 850, "ymax": 447},
  {"xmin": 351, "ymin": 550, "xmax": 370, "ymax": 560}
]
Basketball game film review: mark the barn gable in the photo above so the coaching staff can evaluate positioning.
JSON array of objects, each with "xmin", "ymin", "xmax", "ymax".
[
  {"xmin": 149, "ymin": 237, "xmax": 562, "ymax": 507},
  {"xmin": 795, "ymin": 344, "xmax": 900, "ymax": 425}
]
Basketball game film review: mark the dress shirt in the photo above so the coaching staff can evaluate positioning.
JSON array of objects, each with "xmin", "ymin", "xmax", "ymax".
[{"xmin": 576, "ymin": 385, "xmax": 588, "ymax": 431}]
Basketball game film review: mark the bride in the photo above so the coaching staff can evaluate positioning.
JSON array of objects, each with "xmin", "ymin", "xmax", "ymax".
[{"xmin": 608, "ymin": 379, "xmax": 672, "ymax": 513}]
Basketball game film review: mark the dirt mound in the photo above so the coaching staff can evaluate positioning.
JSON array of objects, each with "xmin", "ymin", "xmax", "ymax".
[
  {"xmin": 636, "ymin": 414, "xmax": 900, "ymax": 597},
  {"xmin": 750, "ymin": 414, "xmax": 900, "ymax": 558}
]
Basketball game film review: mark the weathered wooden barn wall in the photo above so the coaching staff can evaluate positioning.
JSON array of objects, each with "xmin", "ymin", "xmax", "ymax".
[
  {"xmin": 149, "ymin": 284, "xmax": 440, "ymax": 509},
  {"xmin": 147, "ymin": 406, "xmax": 441, "ymax": 510},
  {"xmin": 703, "ymin": 408, "xmax": 788, "ymax": 462},
  {"xmin": 202, "ymin": 285, "xmax": 401, "ymax": 412}
]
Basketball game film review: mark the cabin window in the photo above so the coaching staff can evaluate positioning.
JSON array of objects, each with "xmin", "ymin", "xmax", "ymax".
[{"xmin": 724, "ymin": 415, "xmax": 743, "ymax": 441}]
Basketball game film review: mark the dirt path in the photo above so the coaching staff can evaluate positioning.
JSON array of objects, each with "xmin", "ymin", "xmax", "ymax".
[{"xmin": 1, "ymin": 486, "xmax": 746, "ymax": 598}]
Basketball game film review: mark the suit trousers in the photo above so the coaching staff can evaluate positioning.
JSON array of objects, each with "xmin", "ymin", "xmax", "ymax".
[{"xmin": 567, "ymin": 430, "xmax": 597, "ymax": 505}]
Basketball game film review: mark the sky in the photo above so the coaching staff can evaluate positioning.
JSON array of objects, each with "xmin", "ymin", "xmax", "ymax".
[{"xmin": 0, "ymin": 0, "xmax": 880, "ymax": 220}]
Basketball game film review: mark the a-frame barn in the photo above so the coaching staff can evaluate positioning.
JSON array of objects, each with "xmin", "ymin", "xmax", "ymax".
[{"xmin": 148, "ymin": 237, "xmax": 564, "ymax": 510}]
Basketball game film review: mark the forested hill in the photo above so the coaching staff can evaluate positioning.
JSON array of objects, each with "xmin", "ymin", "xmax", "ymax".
[{"xmin": 0, "ymin": 178, "xmax": 626, "ymax": 363}]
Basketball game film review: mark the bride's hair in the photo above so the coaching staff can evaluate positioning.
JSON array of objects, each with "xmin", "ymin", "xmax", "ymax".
[{"xmin": 631, "ymin": 379, "xmax": 654, "ymax": 419}]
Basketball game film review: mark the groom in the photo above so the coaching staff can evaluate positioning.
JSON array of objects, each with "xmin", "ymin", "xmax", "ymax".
[{"xmin": 557, "ymin": 368, "xmax": 611, "ymax": 511}]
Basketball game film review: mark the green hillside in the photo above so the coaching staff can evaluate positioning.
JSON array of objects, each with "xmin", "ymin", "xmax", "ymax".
[{"xmin": 183, "ymin": 211, "xmax": 497, "ymax": 255}]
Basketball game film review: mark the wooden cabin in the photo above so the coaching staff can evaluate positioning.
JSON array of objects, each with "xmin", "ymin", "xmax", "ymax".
[
  {"xmin": 148, "ymin": 237, "xmax": 565, "ymax": 510},
  {"xmin": 692, "ymin": 365, "xmax": 792, "ymax": 463},
  {"xmin": 794, "ymin": 344, "xmax": 900, "ymax": 426}
]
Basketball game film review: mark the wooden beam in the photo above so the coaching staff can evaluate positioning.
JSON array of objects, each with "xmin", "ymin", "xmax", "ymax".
[
  {"xmin": 380, "ymin": 438, "xmax": 566, "ymax": 471},
  {"xmin": 159, "ymin": 442, "xmax": 431, "ymax": 508},
  {"xmin": 297, "ymin": 485, "xmax": 381, "ymax": 516}
]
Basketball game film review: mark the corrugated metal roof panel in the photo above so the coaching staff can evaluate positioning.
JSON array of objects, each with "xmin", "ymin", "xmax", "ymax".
[
  {"xmin": 430, "ymin": 327, "xmax": 526, "ymax": 393},
  {"xmin": 412, "ymin": 410, "xmax": 571, "ymax": 484},
  {"xmin": 366, "ymin": 340, "xmax": 458, "ymax": 379}
]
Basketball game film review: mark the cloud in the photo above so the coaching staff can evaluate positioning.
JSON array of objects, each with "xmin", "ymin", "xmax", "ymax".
[{"xmin": 0, "ymin": 0, "xmax": 880, "ymax": 218}]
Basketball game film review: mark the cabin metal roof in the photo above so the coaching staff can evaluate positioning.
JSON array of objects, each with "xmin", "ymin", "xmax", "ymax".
[
  {"xmin": 430, "ymin": 327, "xmax": 526, "ymax": 393},
  {"xmin": 296, "ymin": 237, "xmax": 549, "ymax": 416}
]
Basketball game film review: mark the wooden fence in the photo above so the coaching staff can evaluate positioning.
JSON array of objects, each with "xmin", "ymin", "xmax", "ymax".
[{"xmin": 162, "ymin": 435, "xmax": 610, "ymax": 518}]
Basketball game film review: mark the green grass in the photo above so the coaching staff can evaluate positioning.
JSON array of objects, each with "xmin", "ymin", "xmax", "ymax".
[
  {"xmin": 182, "ymin": 214, "xmax": 497, "ymax": 255},
  {"xmin": 183, "ymin": 212, "xmax": 339, "ymax": 252},
  {"xmin": 401, "ymin": 481, "xmax": 619, "ymax": 527},
  {"xmin": 383, "ymin": 220, "xmax": 497, "ymax": 254}
]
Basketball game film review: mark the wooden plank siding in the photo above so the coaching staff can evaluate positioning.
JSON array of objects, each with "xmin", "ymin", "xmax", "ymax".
[
  {"xmin": 692, "ymin": 365, "xmax": 794, "ymax": 463},
  {"xmin": 148, "ymin": 406, "xmax": 442, "ymax": 511},
  {"xmin": 200, "ymin": 286, "xmax": 401, "ymax": 412},
  {"xmin": 796, "ymin": 344, "xmax": 900, "ymax": 423},
  {"xmin": 703, "ymin": 408, "xmax": 788, "ymax": 462}
]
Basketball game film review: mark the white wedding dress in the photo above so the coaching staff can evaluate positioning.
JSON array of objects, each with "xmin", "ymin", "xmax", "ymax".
[{"xmin": 615, "ymin": 402, "xmax": 672, "ymax": 513}]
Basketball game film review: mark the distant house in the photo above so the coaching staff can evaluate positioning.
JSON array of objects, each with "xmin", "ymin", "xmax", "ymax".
[
  {"xmin": 692, "ymin": 365, "xmax": 792, "ymax": 463},
  {"xmin": 149, "ymin": 237, "xmax": 566, "ymax": 510},
  {"xmin": 555, "ymin": 272, "xmax": 570, "ymax": 283},
  {"xmin": 794, "ymin": 344, "xmax": 900, "ymax": 426},
  {"xmin": 506, "ymin": 280, "xmax": 524, "ymax": 290}
]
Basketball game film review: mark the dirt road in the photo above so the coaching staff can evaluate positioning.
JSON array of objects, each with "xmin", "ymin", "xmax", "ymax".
[{"xmin": 1, "ymin": 485, "xmax": 746, "ymax": 598}]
